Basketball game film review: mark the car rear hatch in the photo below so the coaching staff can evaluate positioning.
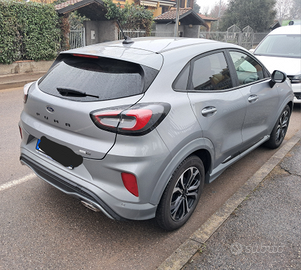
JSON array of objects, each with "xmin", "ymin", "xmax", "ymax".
[{"xmin": 22, "ymin": 51, "xmax": 162, "ymax": 162}]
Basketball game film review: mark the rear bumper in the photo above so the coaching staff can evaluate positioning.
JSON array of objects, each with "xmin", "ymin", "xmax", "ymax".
[
  {"xmin": 20, "ymin": 154, "xmax": 123, "ymax": 220},
  {"xmin": 20, "ymin": 151, "xmax": 158, "ymax": 221}
]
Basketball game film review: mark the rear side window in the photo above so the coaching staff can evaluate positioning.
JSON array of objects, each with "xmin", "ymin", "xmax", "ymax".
[
  {"xmin": 190, "ymin": 52, "xmax": 233, "ymax": 91},
  {"xmin": 38, "ymin": 55, "xmax": 158, "ymax": 101}
]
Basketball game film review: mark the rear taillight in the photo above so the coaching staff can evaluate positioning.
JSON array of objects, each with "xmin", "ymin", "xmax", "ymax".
[
  {"xmin": 23, "ymin": 82, "xmax": 34, "ymax": 103},
  {"xmin": 90, "ymin": 103, "xmax": 170, "ymax": 136},
  {"xmin": 19, "ymin": 125, "xmax": 23, "ymax": 139}
]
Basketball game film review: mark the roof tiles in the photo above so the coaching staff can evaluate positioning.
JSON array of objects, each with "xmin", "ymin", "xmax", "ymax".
[{"xmin": 154, "ymin": 7, "xmax": 192, "ymax": 21}]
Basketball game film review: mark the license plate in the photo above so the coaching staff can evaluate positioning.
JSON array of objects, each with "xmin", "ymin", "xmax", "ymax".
[
  {"xmin": 36, "ymin": 136, "xmax": 83, "ymax": 168},
  {"xmin": 36, "ymin": 139, "xmax": 53, "ymax": 160}
]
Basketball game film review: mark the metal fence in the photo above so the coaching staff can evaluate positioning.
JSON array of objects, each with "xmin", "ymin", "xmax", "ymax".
[
  {"xmin": 68, "ymin": 26, "xmax": 267, "ymax": 50},
  {"xmin": 69, "ymin": 28, "xmax": 86, "ymax": 49},
  {"xmin": 118, "ymin": 28, "xmax": 268, "ymax": 50},
  {"xmin": 118, "ymin": 30, "xmax": 156, "ymax": 40},
  {"xmin": 199, "ymin": 25, "xmax": 268, "ymax": 49},
  {"xmin": 199, "ymin": 31, "xmax": 267, "ymax": 49}
]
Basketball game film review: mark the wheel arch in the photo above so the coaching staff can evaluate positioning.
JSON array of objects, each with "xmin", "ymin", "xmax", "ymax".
[
  {"xmin": 192, "ymin": 149, "xmax": 212, "ymax": 184},
  {"xmin": 288, "ymin": 101, "xmax": 293, "ymax": 115},
  {"xmin": 149, "ymin": 138, "xmax": 214, "ymax": 205}
]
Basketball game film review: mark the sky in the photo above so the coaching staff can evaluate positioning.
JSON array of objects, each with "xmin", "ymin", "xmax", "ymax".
[{"xmin": 196, "ymin": 0, "xmax": 229, "ymax": 14}]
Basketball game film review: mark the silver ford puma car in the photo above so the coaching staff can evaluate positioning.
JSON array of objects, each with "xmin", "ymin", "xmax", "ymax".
[{"xmin": 19, "ymin": 37, "xmax": 294, "ymax": 230}]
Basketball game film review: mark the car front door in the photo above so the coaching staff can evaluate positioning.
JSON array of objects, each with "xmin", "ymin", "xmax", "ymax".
[
  {"xmin": 186, "ymin": 51, "xmax": 247, "ymax": 168},
  {"xmin": 228, "ymin": 50, "xmax": 280, "ymax": 148}
]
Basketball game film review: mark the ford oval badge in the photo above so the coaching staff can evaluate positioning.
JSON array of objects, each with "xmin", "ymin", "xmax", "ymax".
[{"xmin": 46, "ymin": 106, "xmax": 55, "ymax": 113}]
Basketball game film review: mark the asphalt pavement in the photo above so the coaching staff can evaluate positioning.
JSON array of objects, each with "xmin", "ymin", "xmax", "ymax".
[
  {"xmin": 159, "ymin": 130, "xmax": 301, "ymax": 270},
  {"xmin": 181, "ymin": 139, "xmax": 301, "ymax": 270},
  {"xmin": 1, "ymin": 73, "xmax": 301, "ymax": 270}
]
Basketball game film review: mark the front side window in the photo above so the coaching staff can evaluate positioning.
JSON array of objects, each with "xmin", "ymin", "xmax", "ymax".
[
  {"xmin": 190, "ymin": 52, "xmax": 233, "ymax": 91},
  {"xmin": 229, "ymin": 51, "xmax": 266, "ymax": 85}
]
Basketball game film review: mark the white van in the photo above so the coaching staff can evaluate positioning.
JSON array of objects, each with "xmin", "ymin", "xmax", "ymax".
[{"xmin": 252, "ymin": 25, "xmax": 301, "ymax": 103}]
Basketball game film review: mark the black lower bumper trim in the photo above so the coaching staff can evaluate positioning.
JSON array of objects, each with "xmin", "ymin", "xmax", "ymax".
[
  {"xmin": 294, "ymin": 92, "xmax": 301, "ymax": 100},
  {"xmin": 20, "ymin": 154, "xmax": 126, "ymax": 221}
]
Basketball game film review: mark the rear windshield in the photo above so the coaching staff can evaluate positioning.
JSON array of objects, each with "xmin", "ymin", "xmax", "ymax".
[
  {"xmin": 38, "ymin": 54, "xmax": 159, "ymax": 101},
  {"xmin": 254, "ymin": 34, "xmax": 301, "ymax": 58}
]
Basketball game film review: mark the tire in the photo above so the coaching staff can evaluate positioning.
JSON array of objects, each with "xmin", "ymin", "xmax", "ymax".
[
  {"xmin": 156, "ymin": 155, "xmax": 205, "ymax": 231},
  {"xmin": 265, "ymin": 105, "xmax": 291, "ymax": 149}
]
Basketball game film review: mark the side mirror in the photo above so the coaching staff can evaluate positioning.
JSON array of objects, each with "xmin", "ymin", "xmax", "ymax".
[
  {"xmin": 269, "ymin": 70, "xmax": 287, "ymax": 88},
  {"xmin": 249, "ymin": 48, "xmax": 255, "ymax": 54}
]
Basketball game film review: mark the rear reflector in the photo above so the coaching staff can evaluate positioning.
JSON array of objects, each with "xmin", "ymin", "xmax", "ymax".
[{"xmin": 121, "ymin": 173, "xmax": 139, "ymax": 197}]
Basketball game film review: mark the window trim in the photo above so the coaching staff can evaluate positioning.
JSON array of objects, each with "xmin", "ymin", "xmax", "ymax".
[
  {"xmin": 173, "ymin": 49, "xmax": 238, "ymax": 93},
  {"xmin": 172, "ymin": 62, "xmax": 191, "ymax": 91},
  {"xmin": 172, "ymin": 48, "xmax": 272, "ymax": 93},
  {"xmin": 188, "ymin": 49, "xmax": 236, "ymax": 92},
  {"xmin": 225, "ymin": 49, "xmax": 271, "ymax": 88}
]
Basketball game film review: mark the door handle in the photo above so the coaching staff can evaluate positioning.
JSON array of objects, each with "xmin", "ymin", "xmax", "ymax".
[
  {"xmin": 248, "ymin": 95, "xmax": 258, "ymax": 103},
  {"xmin": 201, "ymin": 106, "xmax": 217, "ymax": 116}
]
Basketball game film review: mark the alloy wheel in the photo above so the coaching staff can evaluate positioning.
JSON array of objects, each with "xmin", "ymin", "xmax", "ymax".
[
  {"xmin": 275, "ymin": 109, "xmax": 289, "ymax": 144},
  {"xmin": 170, "ymin": 166, "xmax": 201, "ymax": 221}
]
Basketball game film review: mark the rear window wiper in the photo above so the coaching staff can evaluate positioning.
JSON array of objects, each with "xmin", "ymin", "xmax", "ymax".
[{"xmin": 57, "ymin": 88, "xmax": 99, "ymax": 98}]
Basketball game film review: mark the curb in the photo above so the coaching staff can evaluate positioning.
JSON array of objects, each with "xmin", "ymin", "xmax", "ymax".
[{"xmin": 157, "ymin": 129, "xmax": 301, "ymax": 270}]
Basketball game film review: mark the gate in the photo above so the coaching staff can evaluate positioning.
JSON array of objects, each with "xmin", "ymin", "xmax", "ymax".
[
  {"xmin": 240, "ymin": 26, "xmax": 254, "ymax": 49},
  {"xmin": 69, "ymin": 27, "xmax": 85, "ymax": 49}
]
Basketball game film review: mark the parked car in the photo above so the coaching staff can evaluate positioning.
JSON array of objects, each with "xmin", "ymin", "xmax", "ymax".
[
  {"xmin": 251, "ymin": 25, "xmax": 301, "ymax": 103},
  {"xmin": 19, "ymin": 37, "xmax": 294, "ymax": 231}
]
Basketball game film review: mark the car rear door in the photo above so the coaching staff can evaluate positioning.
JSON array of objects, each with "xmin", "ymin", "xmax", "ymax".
[{"xmin": 185, "ymin": 50, "xmax": 247, "ymax": 167}]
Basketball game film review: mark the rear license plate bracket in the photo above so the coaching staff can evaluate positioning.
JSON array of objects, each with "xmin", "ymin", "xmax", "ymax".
[{"xmin": 36, "ymin": 136, "xmax": 83, "ymax": 168}]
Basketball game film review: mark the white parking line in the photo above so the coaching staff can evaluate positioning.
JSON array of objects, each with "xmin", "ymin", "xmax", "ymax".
[{"xmin": 0, "ymin": 173, "xmax": 36, "ymax": 192}]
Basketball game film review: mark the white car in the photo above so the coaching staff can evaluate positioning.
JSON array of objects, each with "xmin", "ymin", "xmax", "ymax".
[{"xmin": 252, "ymin": 25, "xmax": 301, "ymax": 103}]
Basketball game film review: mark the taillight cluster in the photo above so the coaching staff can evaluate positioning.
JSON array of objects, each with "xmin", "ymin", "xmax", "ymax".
[
  {"xmin": 23, "ymin": 82, "xmax": 34, "ymax": 104},
  {"xmin": 90, "ymin": 103, "xmax": 170, "ymax": 136}
]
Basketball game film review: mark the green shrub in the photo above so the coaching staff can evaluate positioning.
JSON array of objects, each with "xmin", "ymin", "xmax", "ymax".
[
  {"xmin": 0, "ymin": 0, "xmax": 60, "ymax": 64},
  {"xmin": 103, "ymin": 0, "xmax": 153, "ymax": 35}
]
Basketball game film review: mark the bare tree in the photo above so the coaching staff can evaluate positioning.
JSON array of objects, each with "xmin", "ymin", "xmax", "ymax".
[
  {"xmin": 275, "ymin": 0, "xmax": 292, "ymax": 22},
  {"xmin": 200, "ymin": 6, "xmax": 210, "ymax": 15},
  {"xmin": 209, "ymin": 1, "xmax": 228, "ymax": 30},
  {"xmin": 210, "ymin": 1, "xmax": 228, "ymax": 18},
  {"xmin": 290, "ymin": 0, "xmax": 301, "ymax": 19}
]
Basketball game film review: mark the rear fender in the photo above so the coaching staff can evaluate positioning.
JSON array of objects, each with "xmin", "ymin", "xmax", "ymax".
[{"xmin": 149, "ymin": 137, "xmax": 214, "ymax": 205}]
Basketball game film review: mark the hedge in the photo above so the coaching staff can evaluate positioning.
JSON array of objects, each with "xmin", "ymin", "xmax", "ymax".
[{"xmin": 0, "ymin": 0, "xmax": 60, "ymax": 64}]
